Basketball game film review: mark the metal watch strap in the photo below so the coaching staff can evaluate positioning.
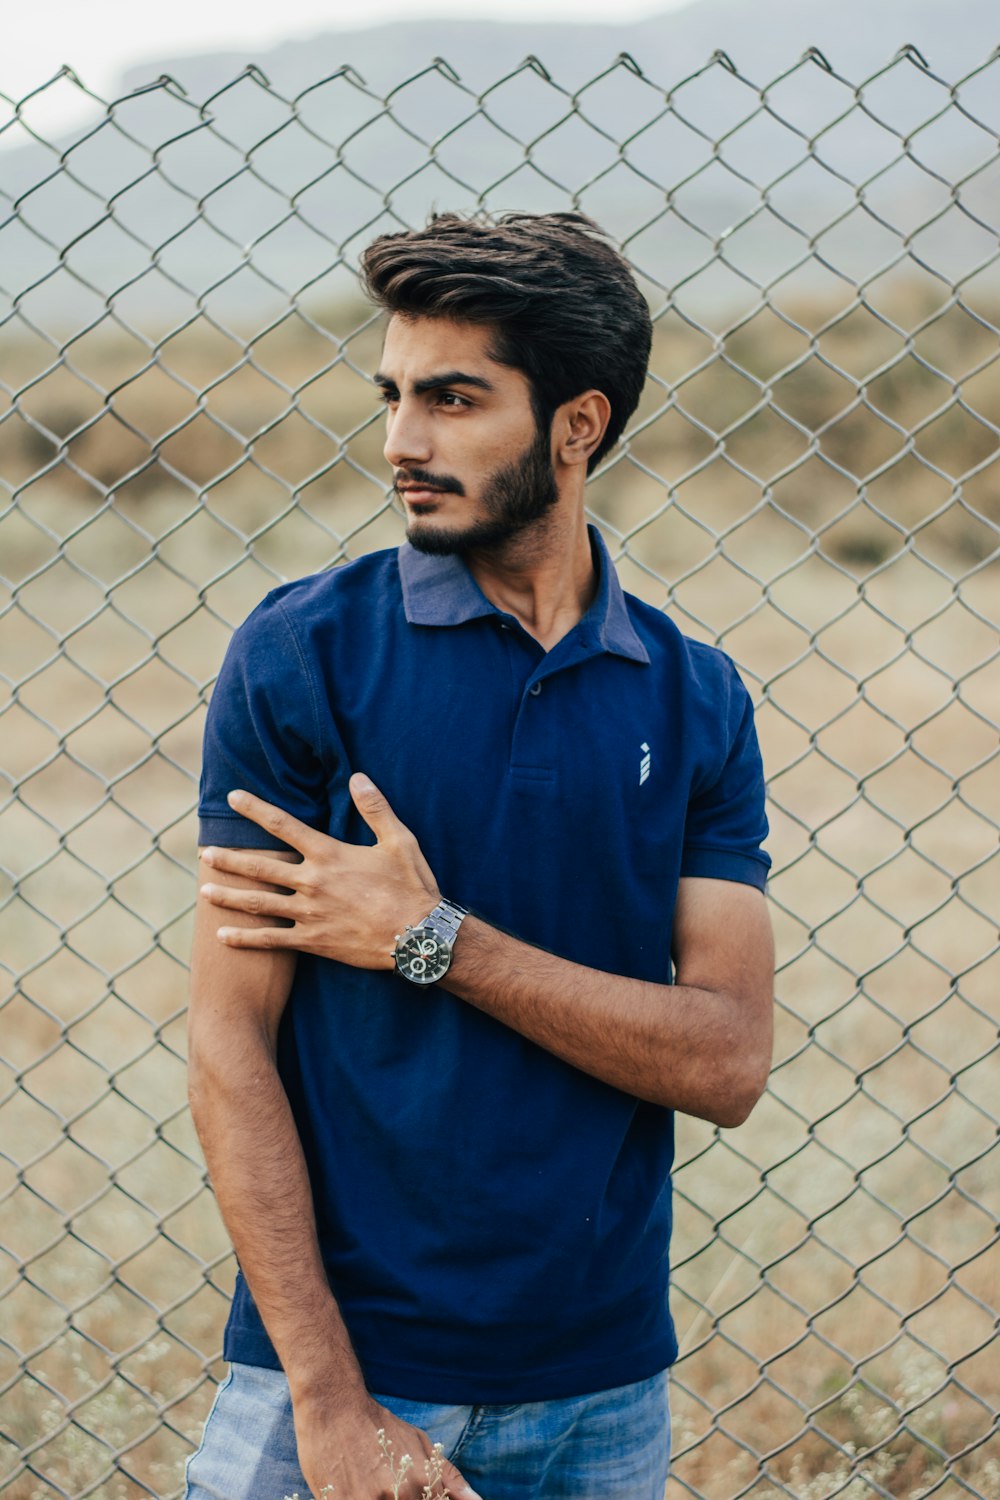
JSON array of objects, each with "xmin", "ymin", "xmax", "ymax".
[{"xmin": 424, "ymin": 897, "xmax": 467, "ymax": 944}]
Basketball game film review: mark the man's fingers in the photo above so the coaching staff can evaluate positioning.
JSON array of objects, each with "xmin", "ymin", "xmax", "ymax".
[
  {"xmin": 200, "ymin": 882, "xmax": 290, "ymax": 917},
  {"xmin": 349, "ymin": 772, "xmax": 408, "ymax": 844},
  {"xmin": 200, "ymin": 845, "xmax": 301, "ymax": 888},
  {"xmin": 225, "ymin": 788, "xmax": 321, "ymax": 854},
  {"xmin": 216, "ymin": 925, "xmax": 296, "ymax": 949},
  {"xmin": 440, "ymin": 1458, "xmax": 483, "ymax": 1500}
]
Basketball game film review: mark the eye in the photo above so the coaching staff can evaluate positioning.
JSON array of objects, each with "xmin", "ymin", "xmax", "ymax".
[
  {"xmin": 377, "ymin": 387, "xmax": 398, "ymax": 406},
  {"xmin": 437, "ymin": 391, "xmax": 471, "ymax": 409}
]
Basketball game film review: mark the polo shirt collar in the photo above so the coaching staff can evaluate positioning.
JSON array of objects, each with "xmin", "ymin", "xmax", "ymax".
[
  {"xmin": 398, "ymin": 544, "xmax": 496, "ymax": 627},
  {"xmin": 399, "ymin": 526, "xmax": 650, "ymax": 665}
]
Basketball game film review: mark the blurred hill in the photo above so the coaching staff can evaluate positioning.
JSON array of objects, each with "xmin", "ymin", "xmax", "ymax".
[
  {"xmin": 122, "ymin": 0, "xmax": 1000, "ymax": 97},
  {"xmin": 1, "ymin": 0, "xmax": 997, "ymax": 328}
]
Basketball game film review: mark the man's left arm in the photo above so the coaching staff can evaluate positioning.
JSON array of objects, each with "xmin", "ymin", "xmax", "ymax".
[
  {"xmin": 442, "ymin": 874, "xmax": 773, "ymax": 1126},
  {"xmin": 199, "ymin": 775, "xmax": 774, "ymax": 1128}
]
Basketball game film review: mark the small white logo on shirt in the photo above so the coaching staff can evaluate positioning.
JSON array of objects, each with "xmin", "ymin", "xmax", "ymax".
[{"xmin": 639, "ymin": 742, "xmax": 651, "ymax": 785}]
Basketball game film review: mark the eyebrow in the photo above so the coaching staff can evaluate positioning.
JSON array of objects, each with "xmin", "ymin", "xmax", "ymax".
[{"xmin": 373, "ymin": 369, "xmax": 496, "ymax": 396}]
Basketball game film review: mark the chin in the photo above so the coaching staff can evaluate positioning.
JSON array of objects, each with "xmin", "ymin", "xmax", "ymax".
[{"xmin": 406, "ymin": 520, "xmax": 469, "ymax": 556}]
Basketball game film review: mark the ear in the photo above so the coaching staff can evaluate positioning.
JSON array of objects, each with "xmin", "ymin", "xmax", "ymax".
[{"xmin": 552, "ymin": 389, "xmax": 612, "ymax": 470}]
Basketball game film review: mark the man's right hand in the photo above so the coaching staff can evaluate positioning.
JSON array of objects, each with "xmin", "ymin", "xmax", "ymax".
[{"xmin": 294, "ymin": 1392, "xmax": 483, "ymax": 1499}]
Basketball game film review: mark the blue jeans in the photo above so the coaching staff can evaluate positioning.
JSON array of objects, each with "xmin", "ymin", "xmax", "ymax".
[{"xmin": 184, "ymin": 1362, "xmax": 671, "ymax": 1499}]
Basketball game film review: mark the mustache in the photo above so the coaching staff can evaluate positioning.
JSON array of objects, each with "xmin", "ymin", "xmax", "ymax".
[{"xmin": 393, "ymin": 468, "xmax": 465, "ymax": 497}]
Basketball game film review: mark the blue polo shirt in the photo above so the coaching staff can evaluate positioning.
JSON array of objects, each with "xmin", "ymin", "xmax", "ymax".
[{"xmin": 197, "ymin": 528, "xmax": 769, "ymax": 1403}]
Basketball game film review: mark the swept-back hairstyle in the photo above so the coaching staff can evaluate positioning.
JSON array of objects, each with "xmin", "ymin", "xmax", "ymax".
[{"xmin": 360, "ymin": 211, "xmax": 652, "ymax": 472}]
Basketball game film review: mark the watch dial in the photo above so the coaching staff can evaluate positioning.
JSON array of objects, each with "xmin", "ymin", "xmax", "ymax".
[{"xmin": 396, "ymin": 927, "xmax": 451, "ymax": 984}]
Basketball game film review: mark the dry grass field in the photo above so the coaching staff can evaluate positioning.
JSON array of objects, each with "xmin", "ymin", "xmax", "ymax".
[{"xmin": 1, "ymin": 279, "xmax": 998, "ymax": 1498}]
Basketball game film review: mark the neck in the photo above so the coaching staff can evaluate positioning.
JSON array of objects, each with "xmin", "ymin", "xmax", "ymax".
[{"xmin": 464, "ymin": 504, "xmax": 597, "ymax": 653}]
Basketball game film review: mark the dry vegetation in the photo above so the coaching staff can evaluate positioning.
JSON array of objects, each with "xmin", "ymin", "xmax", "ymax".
[{"xmin": 1, "ymin": 278, "xmax": 998, "ymax": 1499}]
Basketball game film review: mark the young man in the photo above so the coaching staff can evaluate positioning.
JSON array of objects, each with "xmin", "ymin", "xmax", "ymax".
[{"xmin": 186, "ymin": 212, "xmax": 774, "ymax": 1500}]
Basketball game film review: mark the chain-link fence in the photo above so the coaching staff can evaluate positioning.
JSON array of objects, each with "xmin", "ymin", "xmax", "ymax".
[{"xmin": 1, "ymin": 41, "xmax": 998, "ymax": 1500}]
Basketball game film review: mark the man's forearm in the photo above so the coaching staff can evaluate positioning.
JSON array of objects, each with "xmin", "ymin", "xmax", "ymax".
[
  {"xmin": 189, "ymin": 1038, "xmax": 483, "ymax": 1499},
  {"xmin": 189, "ymin": 1040, "xmax": 366, "ymax": 1406},
  {"xmin": 441, "ymin": 921, "xmax": 744, "ymax": 1120},
  {"xmin": 442, "ymin": 886, "xmax": 773, "ymax": 1126}
]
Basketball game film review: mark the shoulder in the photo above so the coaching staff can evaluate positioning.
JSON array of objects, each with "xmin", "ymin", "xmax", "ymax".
[
  {"xmin": 256, "ymin": 547, "xmax": 400, "ymax": 622},
  {"xmin": 234, "ymin": 547, "xmax": 401, "ymax": 646},
  {"xmin": 213, "ymin": 549, "xmax": 402, "ymax": 719}
]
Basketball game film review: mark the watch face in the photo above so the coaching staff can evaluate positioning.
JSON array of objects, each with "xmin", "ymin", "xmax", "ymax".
[{"xmin": 395, "ymin": 925, "xmax": 452, "ymax": 985}]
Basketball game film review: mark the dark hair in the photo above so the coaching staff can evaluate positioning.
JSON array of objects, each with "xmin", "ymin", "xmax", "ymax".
[{"xmin": 360, "ymin": 211, "xmax": 652, "ymax": 472}]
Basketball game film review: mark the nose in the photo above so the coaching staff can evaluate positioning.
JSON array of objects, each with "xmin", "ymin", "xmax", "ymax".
[{"xmin": 383, "ymin": 397, "xmax": 432, "ymax": 470}]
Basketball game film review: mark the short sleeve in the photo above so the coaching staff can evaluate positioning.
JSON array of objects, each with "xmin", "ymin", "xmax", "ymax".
[
  {"xmin": 680, "ymin": 658, "xmax": 770, "ymax": 890},
  {"xmin": 197, "ymin": 593, "xmax": 335, "ymax": 851}
]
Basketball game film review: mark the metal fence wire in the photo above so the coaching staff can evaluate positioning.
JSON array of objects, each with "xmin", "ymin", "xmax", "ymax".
[{"xmin": 1, "ymin": 41, "xmax": 999, "ymax": 1500}]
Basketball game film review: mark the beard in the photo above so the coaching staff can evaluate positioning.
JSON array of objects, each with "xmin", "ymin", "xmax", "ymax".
[{"xmin": 403, "ymin": 423, "xmax": 559, "ymax": 557}]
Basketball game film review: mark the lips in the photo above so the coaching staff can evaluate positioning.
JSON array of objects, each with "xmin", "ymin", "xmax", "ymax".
[
  {"xmin": 394, "ymin": 471, "xmax": 464, "ymax": 501},
  {"xmin": 397, "ymin": 486, "xmax": 443, "ymax": 501}
]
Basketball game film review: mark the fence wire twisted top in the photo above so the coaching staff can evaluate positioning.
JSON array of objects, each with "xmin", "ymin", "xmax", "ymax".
[{"xmin": 1, "ymin": 41, "xmax": 998, "ymax": 1500}]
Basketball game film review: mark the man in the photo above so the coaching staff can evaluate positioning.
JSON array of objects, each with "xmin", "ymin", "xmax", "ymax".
[{"xmin": 186, "ymin": 211, "xmax": 774, "ymax": 1500}]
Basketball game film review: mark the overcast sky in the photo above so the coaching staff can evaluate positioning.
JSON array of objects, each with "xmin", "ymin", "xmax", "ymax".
[{"xmin": 4, "ymin": 0, "xmax": 691, "ymax": 140}]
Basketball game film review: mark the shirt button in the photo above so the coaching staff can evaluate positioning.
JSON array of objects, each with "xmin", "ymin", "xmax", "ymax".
[{"xmin": 529, "ymin": 681, "xmax": 543, "ymax": 697}]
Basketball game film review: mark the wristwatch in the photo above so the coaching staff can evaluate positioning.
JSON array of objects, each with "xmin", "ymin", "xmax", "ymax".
[{"xmin": 393, "ymin": 898, "xmax": 468, "ymax": 985}]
